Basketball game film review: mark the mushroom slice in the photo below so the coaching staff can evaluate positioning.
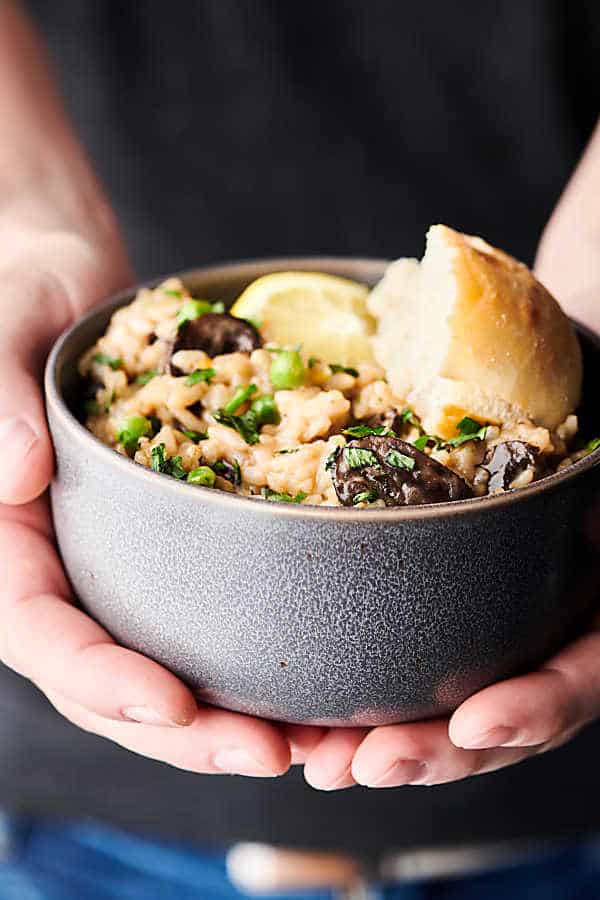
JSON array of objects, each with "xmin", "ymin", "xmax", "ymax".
[
  {"xmin": 170, "ymin": 313, "xmax": 262, "ymax": 375},
  {"xmin": 331, "ymin": 435, "xmax": 472, "ymax": 507},
  {"xmin": 482, "ymin": 441, "xmax": 540, "ymax": 493},
  {"xmin": 365, "ymin": 409, "xmax": 405, "ymax": 435}
]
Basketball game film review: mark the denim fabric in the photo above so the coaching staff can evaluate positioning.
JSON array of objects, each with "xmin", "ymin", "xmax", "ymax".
[
  {"xmin": 379, "ymin": 843, "xmax": 600, "ymax": 900},
  {"xmin": 0, "ymin": 814, "xmax": 332, "ymax": 900},
  {"xmin": 0, "ymin": 814, "xmax": 599, "ymax": 899}
]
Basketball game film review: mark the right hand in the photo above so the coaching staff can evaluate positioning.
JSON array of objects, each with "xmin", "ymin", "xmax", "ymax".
[{"xmin": 0, "ymin": 219, "xmax": 323, "ymax": 777}]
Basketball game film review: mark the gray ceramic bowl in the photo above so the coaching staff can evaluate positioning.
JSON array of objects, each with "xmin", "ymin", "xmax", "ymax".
[{"xmin": 45, "ymin": 258, "xmax": 600, "ymax": 726}]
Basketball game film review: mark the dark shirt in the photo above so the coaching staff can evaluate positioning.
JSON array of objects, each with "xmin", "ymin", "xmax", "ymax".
[{"xmin": 4, "ymin": 0, "xmax": 600, "ymax": 854}]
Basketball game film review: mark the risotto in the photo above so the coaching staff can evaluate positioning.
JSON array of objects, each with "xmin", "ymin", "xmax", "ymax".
[{"xmin": 78, "ymin": 273, "xmax": 591, "ymax": 508}]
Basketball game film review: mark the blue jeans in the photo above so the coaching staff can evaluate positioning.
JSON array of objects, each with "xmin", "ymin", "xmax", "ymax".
[{"xmin": 1, "ymin": 813, "xmax": 600, "ymax": 899}]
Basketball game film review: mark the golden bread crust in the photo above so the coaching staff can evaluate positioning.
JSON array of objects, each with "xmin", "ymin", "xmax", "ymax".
[
  {"xmin": 370, "ymin": 225, "xmax": 582, "ymax": 434},
  {"xmin": 439, "ymin": 225, "xmax": 582, "ymax": 428}
]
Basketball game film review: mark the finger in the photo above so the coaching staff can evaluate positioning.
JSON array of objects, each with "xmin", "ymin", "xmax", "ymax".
[
  {"xmin": 45, "ymin": 690, "xmax": 291, "ymax": 777},
  {"xmin": 0, "ymin": 244, "xmax": 133, "ymax": 505},
  {"xmin": 303, "ymin": 728, "xmax": 368, "ymax": 791},
  {"xmin": 449, "ymin": 627, "xmax": 600, "ymax": 751},
  {"xmin": 0, "ymin": 493, "xmax": 54, "ymax": 538},
  {"xmin": 0, "ymin": 268, "xmax": 74, "ymax": 505},
  {"xmin": 351, "ymin": 719, "xmax": 541, "ymax": 788},
  {"xmin": 281, "ymin": 724, "xmax": 327, "ymax": 764},
  {"xmin": 0, "ymin": 520, "xmax": 197, "ymax": 726},
  {"xmin": 0, "ymin": 372, "xmax": 54, "ymax": 505}
]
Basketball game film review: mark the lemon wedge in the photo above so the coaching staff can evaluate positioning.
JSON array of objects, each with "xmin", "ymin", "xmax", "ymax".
[{"xmin": 230, "ymin": 271, "xmax": 376, "ymax": 366}]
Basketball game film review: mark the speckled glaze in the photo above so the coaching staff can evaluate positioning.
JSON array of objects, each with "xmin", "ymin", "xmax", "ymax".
[{"xmin": 45, "ymin": 259, "xmax": 600, "ymax": 726}]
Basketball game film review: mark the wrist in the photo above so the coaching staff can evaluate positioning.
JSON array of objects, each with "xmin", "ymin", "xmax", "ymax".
[
  {"xmin": 0, "ymin": 137, "xmax": 133, "ymax": 304},
  {"xmin": 0, "ymin": 137, "xmax": 121, "ymax": 248}
]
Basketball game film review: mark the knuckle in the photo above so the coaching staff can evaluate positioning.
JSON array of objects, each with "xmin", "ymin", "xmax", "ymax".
[
  {"xmin": 466, "ymin": 750, "xmax": 492, "ymax": 778},
  {"xmin": 540, "ymin": 708, "xmax": 571, "ymax": 743},
  {"xmin": 537, "ymin": 668, "xmax": 579, "ymax": 738},
  {"xmin": 385, "ymin": 731, "xmax": 427, "ymax": 761}
]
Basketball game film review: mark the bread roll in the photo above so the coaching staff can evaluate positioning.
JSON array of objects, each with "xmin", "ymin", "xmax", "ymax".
[{"xmin": 368, "ymin": 224, "xmax": 582, "ymax": 438}]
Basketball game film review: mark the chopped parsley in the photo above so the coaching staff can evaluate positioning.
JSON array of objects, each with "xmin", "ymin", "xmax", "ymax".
[
  {"xmin": 185, "ymin": 367, "xmax": 216, "ymax": 387},
  {"xmin": 586, "ymin": 437, "xmax": 600, "ymax": 452},
  {"xmin": 150, "ymin": 443, "xmax": 186, "ymax": 479},
  {"xmin": 135, "ymin": 370, "xmax": 159, "ymax": 385},
  {"xmin": 93, "ymin": 352, "xmax": 123, "ymax": 371},
  {"xmin": 399, "ymin": 407, "xmax": 420, "ymax": 427},
  {"xmin": 325, "ymin": 447, "xmax": 340, "ymax": 471},
  {"xmin": 223, "ymin": 384, "xmax": 258, "ymax": 415},
  {"xmin": 212, "ymin": 408, "xmax": 260, "ymax": 444},
  {"xmin": 168, "ymin": 457, "xmax": 187, "ymax": 479},
  {"xmin": 261, "ymin": 487, "xmax": 307, "ymax": 503},
  {"xmin": 414, "ymin": 434, "xmax": 442, "ymax": 452},
  {"xmin": 343, "ymin": 425, "xmax": 389, "ymax": 438},
  {"xmin": 307, "ymin": 356, "xmax": 318, "ymax": 368},
  {"xmin": 213, "ymin": 458, "xmax": 242, "ymax": 486},
  {"xmin": 182, "ymin": 430, "xmax": 208, "ymax": 443},
  {"xmin": 277, "ymin": 448, "xmax": 299, "ymax": 454},
  {"xmin": 447, "ymin": 416, "xmax": 488, "ymax": 447},
  {"xmin": 329, "ymin": 363, "xmax": 359, "ymax": 377},
  {"xmin": 353, "ymin": 490, "xmax": 379, "ymax": 505},
  {"xmin": 345, "ymin": 447, "xmax": 380, "ymax": 469},
  {"xmin": 150, "ymin": 442, "xmax": 167, "ymax": 471},
  {"xmin": 386, "ymin": 449, "xmax": 415, "ymax": 470},
  {"xmin": 210, "ymin": 385, "xmax": 275, "ymax": 440}
]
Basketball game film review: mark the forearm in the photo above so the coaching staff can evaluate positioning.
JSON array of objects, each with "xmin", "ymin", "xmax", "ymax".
[
  {"xmin": 0, "ymin": 1, "xmax": 120, "ymax": 246},
  {"xmin": 536, "ymin": 118, "xmax": 600, "ymax": 328}
]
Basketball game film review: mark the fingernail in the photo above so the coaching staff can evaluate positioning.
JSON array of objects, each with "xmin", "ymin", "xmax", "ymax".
[
  {"xmin": 0, "ymin": 417, "xmax": 37, "ymax": 456},
  {"xmin": 363, "ymin": 760, "xmax": 427, "ymax": 788},
  {"xmin": 212, "ymin": 749, "xmax": 275, "ymax": 777},
  {"xmin": 122, "ymin": 705, "xmax": 183, "ymax": 727},
  {"xmin": 458, "ymin": 726, "xmax": 517, "ymax": 750}
]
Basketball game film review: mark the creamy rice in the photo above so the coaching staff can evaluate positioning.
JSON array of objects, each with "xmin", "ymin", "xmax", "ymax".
[{"xmin": 79, "ymin": 278, "xmax": 582, "ymax": 507}]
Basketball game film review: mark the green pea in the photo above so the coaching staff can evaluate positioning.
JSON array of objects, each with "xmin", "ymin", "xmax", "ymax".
[
  {"xmin": 270, "ymin": 350, "xmax": 305, "ymax": 390},
  {"xmin": 187, "ymin": 466, "xmax": 216, "ymax": 487},
  {"xmin": 251, "ymin": 394, "xmax": 280, "ymax": 426},
  {"xmin": 116, "ymin": 415, "xmax": 152, "ymax": 455}
]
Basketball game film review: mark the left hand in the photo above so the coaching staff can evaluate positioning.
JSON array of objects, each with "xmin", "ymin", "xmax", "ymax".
[
  {"xmin": 302, "ymin": 118, "xmax": 600, "ymax": 791},
  {"xmin": 303, "ymin": 622, "xmax": 600, "ymax": 790}
]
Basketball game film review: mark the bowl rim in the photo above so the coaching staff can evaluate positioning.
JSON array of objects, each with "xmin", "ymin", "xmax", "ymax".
[{"xmin": 45, "ymin": 256, "xmax": 600, "ymax": 522}]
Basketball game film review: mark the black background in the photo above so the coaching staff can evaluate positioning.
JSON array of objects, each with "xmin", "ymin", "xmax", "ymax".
[{"xmin": 3, "ymin": 0, "xmax": 600, "ymax": 854}]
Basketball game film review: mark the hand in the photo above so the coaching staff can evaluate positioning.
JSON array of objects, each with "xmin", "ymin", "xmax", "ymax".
[
  {"xmin": 302, "ymin": 119, "xmax": 600, "ymax": 792},
  {"xmin": 303, "ymin": 626, "xmax": 596, "ymax": 790},
  {"xmin": 0, "ymin": 1, "xmax": 326, "ymax": 780},
  {"xmin": 0, "ymin": 221, "xmax": 324, "ymax": 777}
]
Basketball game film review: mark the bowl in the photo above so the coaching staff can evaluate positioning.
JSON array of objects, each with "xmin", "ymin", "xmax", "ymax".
[{"xmin": 45, "ymin": 258, "xmax": 600, "ymax": 726}]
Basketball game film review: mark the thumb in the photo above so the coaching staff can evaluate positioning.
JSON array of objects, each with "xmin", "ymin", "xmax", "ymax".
[
  {"xmin": 0, "ymin": 242, "xmax": 132, "ymax": 505},
  {"xmin": 0, "ymin": 267, "xmax": 73, "ymax": 504},
  {"xmin": 0, "ymin": 372, "xmax": 54, "ymax": 506}
]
